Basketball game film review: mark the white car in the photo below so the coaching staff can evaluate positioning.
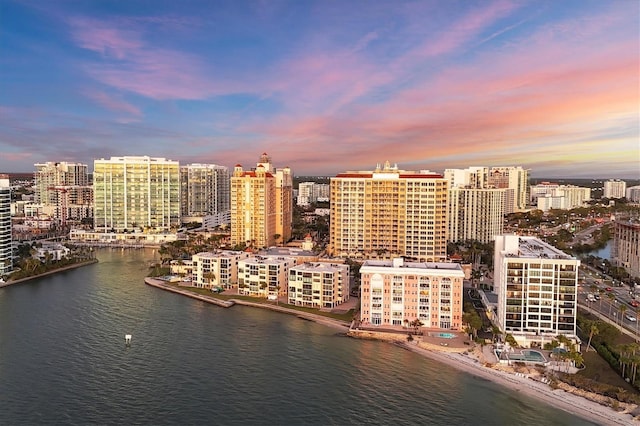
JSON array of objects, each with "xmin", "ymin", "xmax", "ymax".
[{"xmin": 625, "ymin": 314, "xmax": 637, "ymax": 322}]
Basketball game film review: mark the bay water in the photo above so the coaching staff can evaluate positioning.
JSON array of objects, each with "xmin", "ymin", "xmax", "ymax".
[{"xmin": 0, "ymin": 249, "xmax": 593, "ymax": 425}]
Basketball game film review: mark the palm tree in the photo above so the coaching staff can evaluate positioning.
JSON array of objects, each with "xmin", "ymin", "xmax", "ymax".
[
  {"xmin": 607, "ymin": 293, "xmax": 616, "ymax": 316},
  {"xmin": 586, "ymin": 323, "xmax": 599, "ymax": 352},
  {"xmin": 619, "ymin": 304, "xmax": 627, "ymax": 326}
]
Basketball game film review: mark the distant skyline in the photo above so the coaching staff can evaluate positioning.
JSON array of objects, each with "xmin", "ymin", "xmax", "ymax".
[{"xmin": 1, "ymin": 0, "xmax": 638, "ymax": 178}]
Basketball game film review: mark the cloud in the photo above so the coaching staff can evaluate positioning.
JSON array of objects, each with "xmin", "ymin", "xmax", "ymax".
[
  {"xmin": 83, "ymin": 89, "xmax": 142, "ymax": 119},
  {"xmin": 68, "ymin": 17, "xmax": 226, "ymax": 100}
]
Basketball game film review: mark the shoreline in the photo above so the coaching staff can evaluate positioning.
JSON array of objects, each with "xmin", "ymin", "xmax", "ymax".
[
  {"xmin": 145, "ymin": 277, "xmax": 636, "ymax": 425},
  {"xmin": 0, "ymin": 259, "xmax": 98, "ymax": 288}
]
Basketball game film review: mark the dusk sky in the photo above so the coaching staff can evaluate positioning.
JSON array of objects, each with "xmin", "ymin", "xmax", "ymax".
[{"xmin": 1, "ymin": 0, "xmax": 638, "ymax": 178}]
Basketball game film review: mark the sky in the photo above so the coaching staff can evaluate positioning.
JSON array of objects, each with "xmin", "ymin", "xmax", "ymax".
[{"xmin": 1, "ymin": 0, "xmax": 638, "ymax": 178}]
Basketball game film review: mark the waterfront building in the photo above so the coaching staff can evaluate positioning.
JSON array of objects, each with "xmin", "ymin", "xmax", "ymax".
[
  {"xmin": 359, "ymin": 257, "xmax": 464, "ymax": 330},
  {"xmin": 329, "ymin": 161, "xmax": 448, "ymax": 262},
  {"xmin": 448, "ymin": 187, "xmax": 506, "ymax": 243},
  {"xmin": 34, "ymin": 162, "xmax": 92, "ymax": 224},
  {"xmin": 69, "ymin": 229, "xmax": 177, "ymax": 245},
  {"xmin": 230, "ymin": 154, "xmax": 292, "ymax": 248},
  {"xmin": 626, "ymin": 186, "xmax": 640, "ymax": 203},
  {"xmin": 191, "ymin": 250, "xmax": 251, "ymax": 289},
  {"xmin": 237, "ymin": 255, "xmax": 296, "ymax": 298},
  {"xmin": 531, "ymin": 183, "xmax": 591, "ymax": 211},
  {"xmin": 488, "ymin": 166, "xmax": 529, "ymax": 213},
  {"xmin": 612, "ymin": 219, "xmax": 640, "ymax": 278},
  {"xmin": 288, "ymin": 262, "xmax": 350, "ymax": 308},
  {"xmin": 0, "ymin": 175, "xmax": 12, "ymax": 276},
  {"xmin": 180, "ymin": 163, "xmax": 230, "ymax": 226},
  {"xmin": 93, "ymin": 156, "xmax": 180, "ymax": 233},
  {"xmin": 494, "ymin": 235, "xmax": 580, "ymax": 348},
  {"xmin": 603, "ymin": 179, "xmax": 627, "ymax": 199}
]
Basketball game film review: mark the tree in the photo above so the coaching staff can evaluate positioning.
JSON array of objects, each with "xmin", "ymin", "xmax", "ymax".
[
  {"xmin": 273, "ymin": 234, "xmax": 281, "ymax": 246},
  {"xmin": 619, "ymin": 304, "xmax": 627, "ymax": 325},
  {"xmin": 607, "ymin": 293, "xmax": 616, "ymax": 316},
  {"xmin": 586, "ymin": 323, "xmax": 599, "ymax": 352},
  {"xmin": 203, "ymin": 271, "xmax": 216, "ymax": 288}
]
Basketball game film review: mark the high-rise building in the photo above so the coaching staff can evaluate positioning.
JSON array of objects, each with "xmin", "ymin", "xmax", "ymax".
[
  {"xmin": 288, "ymin": 262, "xmax": 350, "ymax": 308},
  {"xmin": 626, "ymin": 186, "xmax": 640, "ymax": 203},
  {"xmin": 359, "ymin": 258, "xmax": 464, "ymax": 330},
  {"xmin": 448, "ymin": 187, "xmax": 506, "ymax": 243},
  {"xmin": 230, "ymin": 154, "xmax": 292, "ymax": 248},
  {"xmin": 34, "ymin": 162, "xmax": 92, "ymax": 223},
  {"xmin": 180, "ymin": 163, "xmax": 230, "ymax": 220},
  {"xmin": 444, "ymin": 167, "xmax": 505, "ymax": 244},
  {"xmin": 93, "ymin": 156, "xmax": 180, "ymax": 232},
  {"xmin": 329, "ymin": 161, "xmax": 448, "ymax": 262},
  {"xmin": 488, "ymin": 166, "xmax": 529, "ymax": 213},
  {"xmin": 0, "ymin": 175, "xmax": 12, "ymax": 276},
  {"xmin": 612, "ymin": 219, "xmax": 640, "ymax": 279},
  {"xmin": 494, "ymin": 235, "xmax": 580, "ymax": 348},
  {"xmin": 256, "ymin": 153, "xmax": 293, "ymax": 244},
  {"xmin": 603, "ymin": 179, "xmax": 627, "ymax": 199}
]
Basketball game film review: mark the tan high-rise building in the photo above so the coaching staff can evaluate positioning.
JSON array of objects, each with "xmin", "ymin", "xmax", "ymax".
[
  {"xmin": 448, "ymin": 187, "xmax": 506, "ymax": 244},
  {"xmin": 612, "ymin": 219, "xmax": 640, "ymax": 278},
  {"xmin": 34, "ymin": 161, "xmax": 92, "ymax": 223},
  {"xmin": 329, "ymin": 161, "xmax": 448, "ymax": 262},
  {"xmin": 256, "ymin": 153, "xmax": 292, "ymax": 244},
  {"xmin": 230, "ymin": 163, "xmax": 277, "ymax": 248},
  {"xmin": 230, "ymin": 154, "xmax": 292, "ymax": 249}
]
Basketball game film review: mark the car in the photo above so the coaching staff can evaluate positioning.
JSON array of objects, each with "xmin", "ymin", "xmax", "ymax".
[
  {"xmin": 625, "ymin": 314, "xmax": 637, "ymax": 322},
  {"xmin": 605, "ymin": 287, "xmax": 613, "ymax": 292},
  {"xmin": 594, "ymin": 294, "xmax": 600, "ymax": 300},
  {"xmin": 631, "ymin": 300, "xmax": 640, "ymax": 308}
]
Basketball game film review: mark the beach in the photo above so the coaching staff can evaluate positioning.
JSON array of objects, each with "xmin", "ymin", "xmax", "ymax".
[{"xmin": 145, "ymin": 277, "xmax": 638, "ymax": 425}]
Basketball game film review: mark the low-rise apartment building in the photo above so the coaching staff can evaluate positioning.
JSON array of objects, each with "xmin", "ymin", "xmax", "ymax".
[
  {"xmin": 192, "ymin": 250, "xmax": 251, "ymax": 288},
  {"xmin": 288, "ymin": 262, "xmax": 350, "ymax": 308},
  {"xmin": 238, "ymin": 256, "xmax": 296, "ymax": 298}
]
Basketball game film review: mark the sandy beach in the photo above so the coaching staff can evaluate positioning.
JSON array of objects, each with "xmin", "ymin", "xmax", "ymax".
[
  {"xmin": 146, "ymin": 278, "xmax": 637, "ymax": 425},
  {"xmin": 396, "ymin": 340, "xmax": 636, "ymax": 426}
]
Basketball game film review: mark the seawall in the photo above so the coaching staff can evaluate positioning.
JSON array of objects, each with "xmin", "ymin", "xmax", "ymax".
[{"xmin": 0, "ymin": 259, "xmax": 99, "ymax": 288}]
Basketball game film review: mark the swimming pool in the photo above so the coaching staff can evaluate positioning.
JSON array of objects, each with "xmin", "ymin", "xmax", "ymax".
[
  {"xmin": 435, "ymin": 332, "xmax": 457, "ymax": 339},
  {"xmin": 507, "ymin": 349, "xmax": 547, "ymax": 363}
]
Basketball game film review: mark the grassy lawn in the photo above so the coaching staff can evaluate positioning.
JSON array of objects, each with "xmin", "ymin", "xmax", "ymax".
[
  {"xmin": 164, "ymin": 283, "xmax": 354, "ymax": 323},
  {"xmin": 578, "ymin": 349, "xmax": 636, "ymax": 392}
]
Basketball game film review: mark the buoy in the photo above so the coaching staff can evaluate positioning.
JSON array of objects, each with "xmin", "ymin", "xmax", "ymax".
[{"xmin": 125, "ymin": 334, "xmax": 132, "ymax": 345}]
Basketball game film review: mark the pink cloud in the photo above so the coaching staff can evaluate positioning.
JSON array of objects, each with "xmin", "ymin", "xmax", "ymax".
[
  {"xmin": 69, "ymin": 17, "xmax": 230, "ymax": 100},
  {"xmin": 83, "ymin": 89, "xmax": 142, "ymax": 118}
]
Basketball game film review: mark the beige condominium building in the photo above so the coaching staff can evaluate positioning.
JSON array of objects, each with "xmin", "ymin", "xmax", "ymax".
[
  {"xmin": 237, "ymin": 255, "xmax": 296, "ymax": 298},
  {"xmin": 494, "ymin": 235, "xmax": 580, "ymax": 348},
  {"xmin": 180, "ymin": 163, "xmax": 230, "ymax": 220},
  {"xmin": 329, "ymin": 161, "xmax": 448, "ymax": 262},
  {"xmin": 191, "ymin": 250, "xmax": 251, "ymax": 289},
  {"xmin": 612, "ymin": 219, "xmax": 640, "ymax": 279},
  {"xmin": 360, "ymin": 258, "xmax": 464, "ymax": 330},
  {"xmin": 230, "ymin": 153, "xmax": 292, "ymax": 249},
  {"xmin": 288, "ymin": 262, "xmax": 350, "ymax": 308},
  {"xmin": 34, "ymin": 161, "xmax": 92, "ymax": 224},
  {"xmin": 603, "ymin": 179, "xmax": 627, "ymax": 199},
  {"xmin": 93, "ymin": 156, "xmax": 180, "ymax": 232}
]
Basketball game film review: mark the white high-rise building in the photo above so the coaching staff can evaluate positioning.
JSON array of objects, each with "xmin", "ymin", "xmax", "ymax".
[
  {"xmin": 0, "ymin": 175, "xmax": 12, "ymax": 276},
  {"xmin": 488, "ymin": 166, "xmax": 529, "ymax": 213},
  {"xmin": 531, "ymin": 183, "xmax": 591, "ymax": 211},
  {"xmin": 297, "ymin": 182, "xmax": 330, "ymax": 206},
  {"xmin": 612, "ymin": 219, "xmax": 640, "ymax": 279},
  {"xmin": 180, "ymin": 163, "xmax": 230, "ymax": 224},
  {"xmin": 448, "ymin": 187, "xmax": 506, "ymax": 243},
  {"xmin": 93, "ymin": 156, "xmax": 180, "ymax": 232},
  {"xmin": 494, "ymin": 235, "xmax": 580, "ymax": 348},
  {"xmin": 443, "ymin": 166, "xmax": 488, "ymax": 189},
  {"xmin": 626, "ymin": 186, "xmax": 640, "ymax": 203},
  {"xmin": 603, "ymin": 179, "xmax": 627, "ymax": 199}
]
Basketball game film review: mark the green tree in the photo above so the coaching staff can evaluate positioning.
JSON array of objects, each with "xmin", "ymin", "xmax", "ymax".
[{"xmin": 586, "ymin": 323, "xmax": 599, "ymax": 352}]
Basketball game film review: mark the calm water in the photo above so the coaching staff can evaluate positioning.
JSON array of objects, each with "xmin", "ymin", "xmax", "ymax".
[{"xmin": 0, "ymin": 249, "xmax": 593, "ymax": 425}]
